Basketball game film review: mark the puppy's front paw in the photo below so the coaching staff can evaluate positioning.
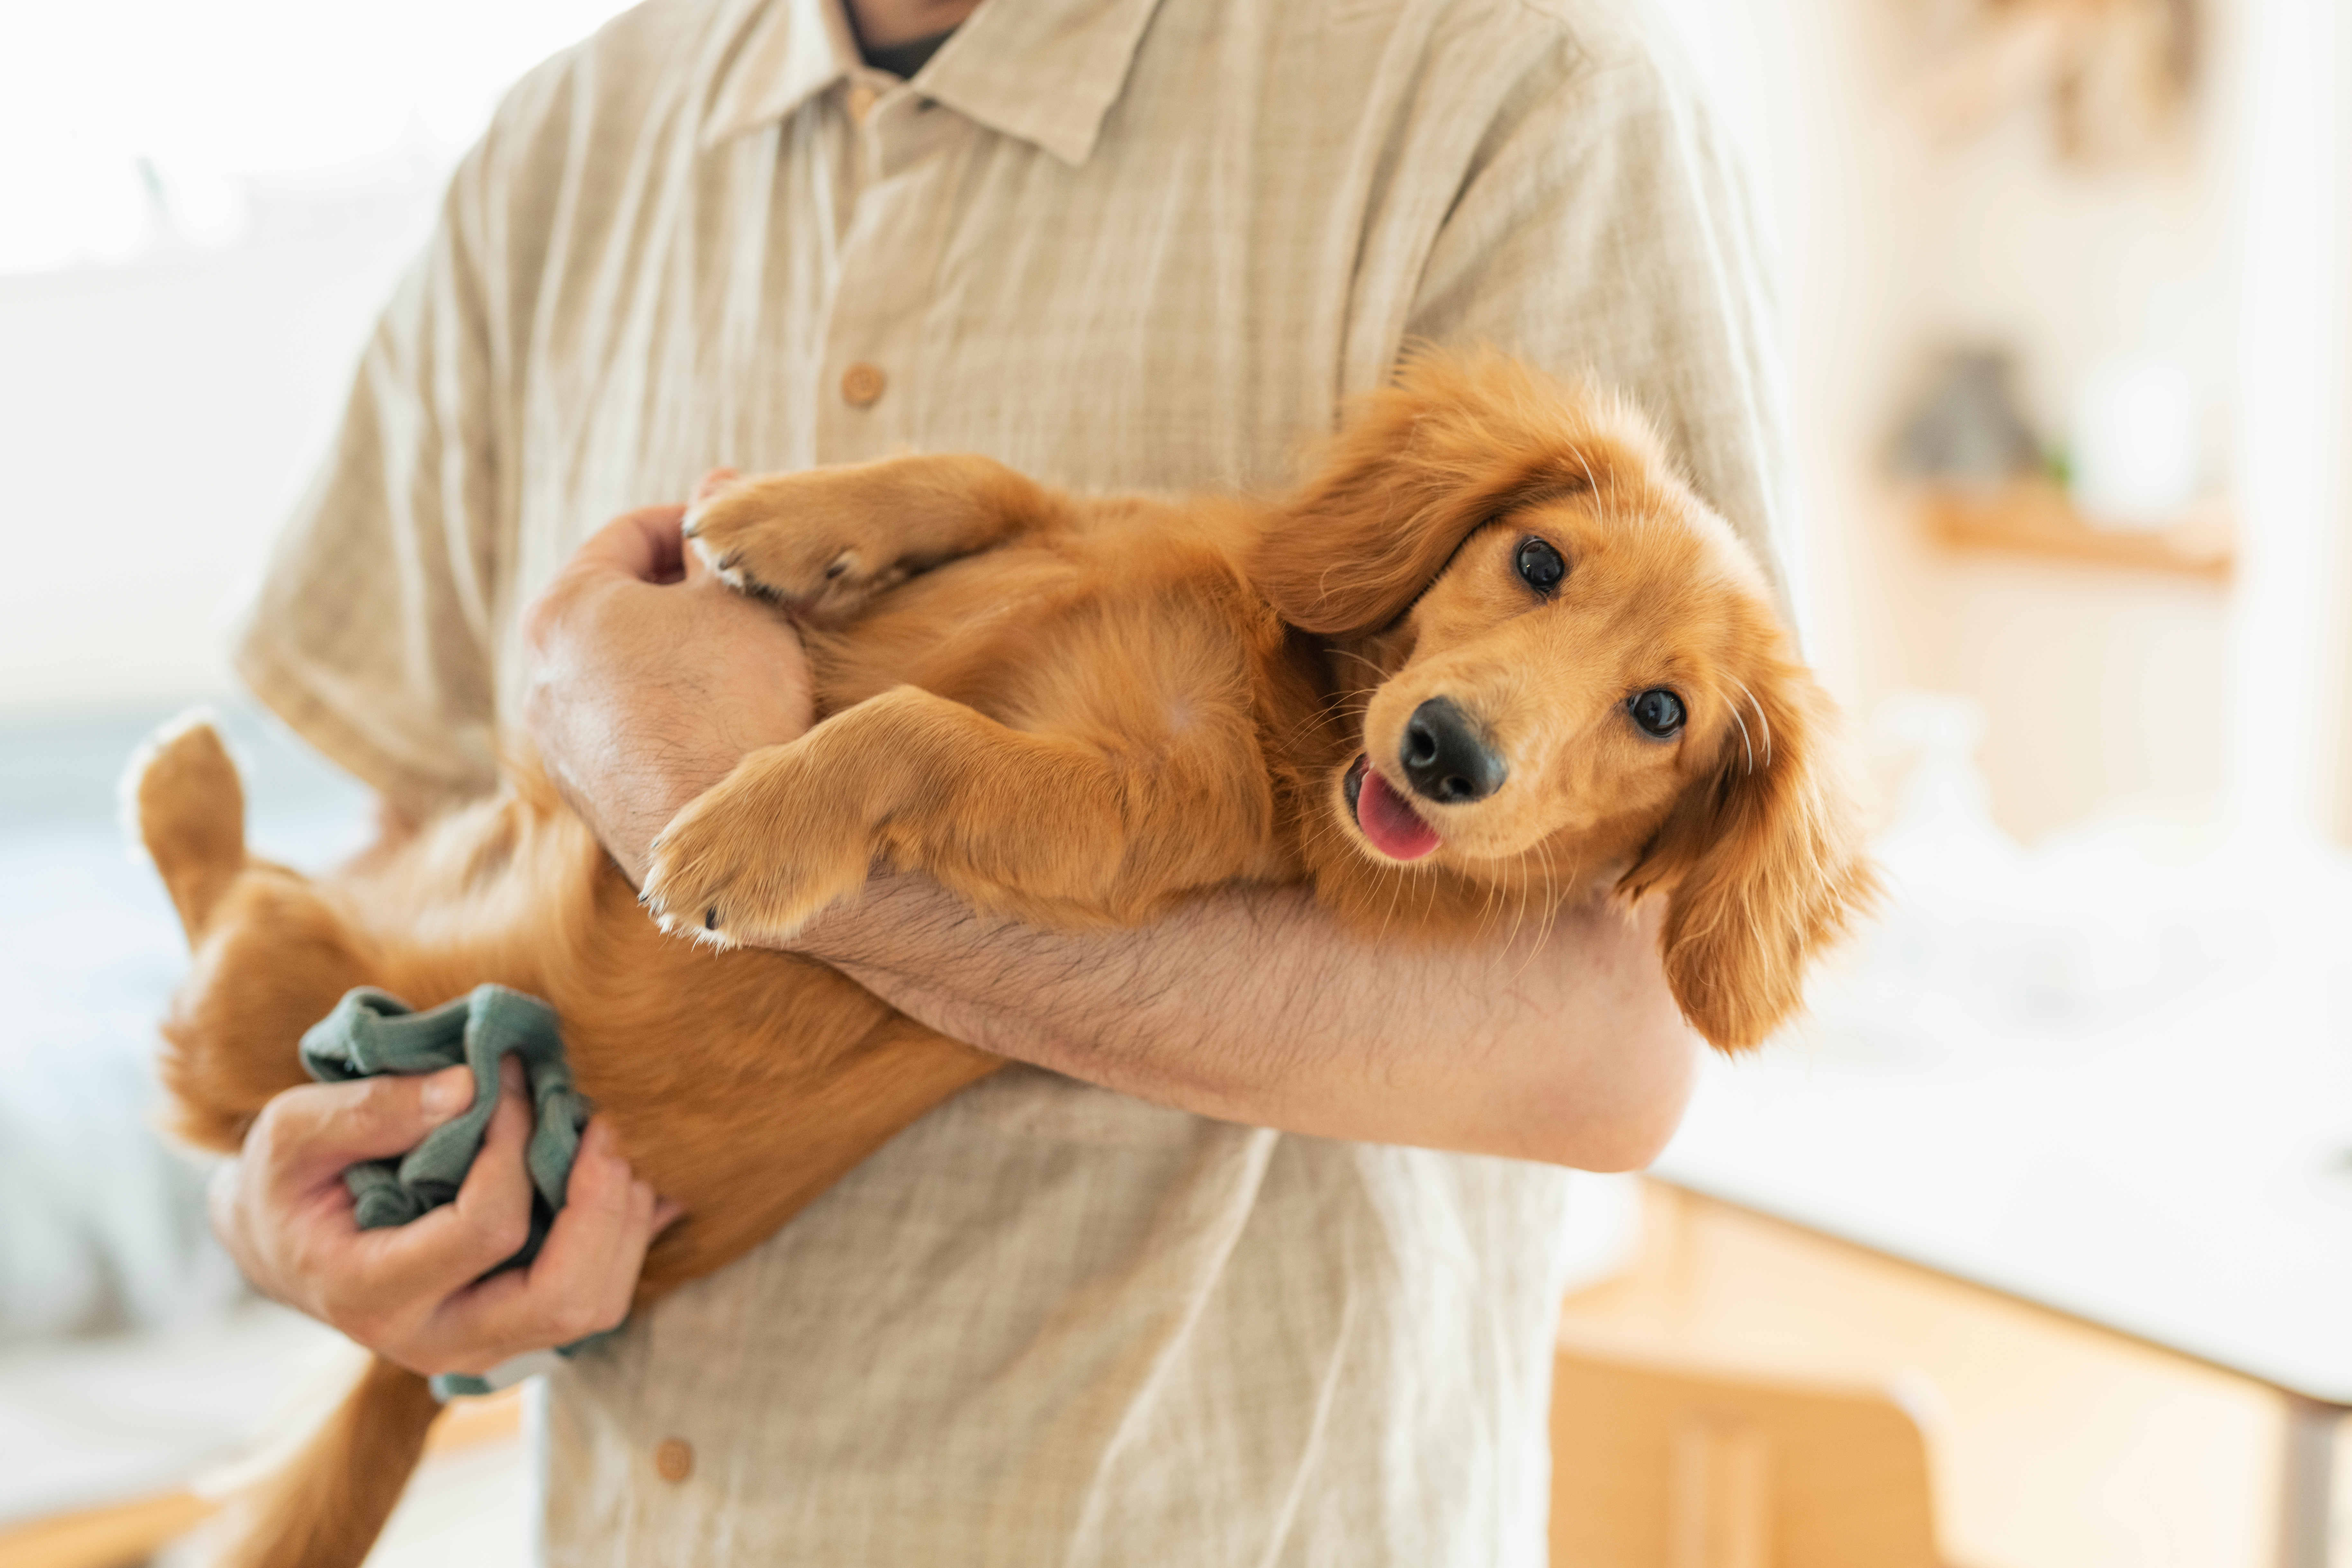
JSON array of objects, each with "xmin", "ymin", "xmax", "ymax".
[
  {"xmin": 682, "ymin": 475, "xmax": 903, "ymax": 624},
  {"xmin": 638, "ymin": 756, "xmax": 876, "ymax": 948}
]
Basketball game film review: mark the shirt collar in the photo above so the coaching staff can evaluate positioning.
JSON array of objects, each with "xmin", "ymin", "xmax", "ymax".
[
  {"xmin": 699, "ymin": 0, "xmax": 857, "ymax": 150},
  {"xmin": 699, "ymin": 0, "xmax": 1164, "ymax": 167}
]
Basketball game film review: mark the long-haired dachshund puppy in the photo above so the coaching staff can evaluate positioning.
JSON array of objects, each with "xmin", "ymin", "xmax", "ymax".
[{"xmin": 130, "ymin": 351, "xmax": 1874, "ymax": 1568}]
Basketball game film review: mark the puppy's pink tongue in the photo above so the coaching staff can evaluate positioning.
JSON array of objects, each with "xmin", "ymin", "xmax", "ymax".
[{"xmin": 1357, "ymin": 765, "xmax": 1440, "ymax": 861}]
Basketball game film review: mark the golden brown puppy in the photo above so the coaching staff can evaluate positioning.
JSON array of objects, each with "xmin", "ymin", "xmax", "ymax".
[
  {"xmin": 658, "ymin": 351, "xmax": 1868, "ymax": 1046},
  {"xmin": 130, "ymin": 351, "xmax": 1872, "ymax": 1568}
]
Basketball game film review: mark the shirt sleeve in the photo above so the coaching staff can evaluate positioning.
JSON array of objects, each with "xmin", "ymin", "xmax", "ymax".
[
  {"xmin": 233, "ymin": 138, "xmax": 510, "ymax": 820},
  {"xmin": 1401, "ymin": 26, "xmax": 1800, "ymax": 626}
]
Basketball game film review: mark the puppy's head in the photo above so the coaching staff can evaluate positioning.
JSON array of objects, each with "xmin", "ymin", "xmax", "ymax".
[{"xmin": 1252, "ymin": 352, "xmax": 1876, "ymax": 1050}]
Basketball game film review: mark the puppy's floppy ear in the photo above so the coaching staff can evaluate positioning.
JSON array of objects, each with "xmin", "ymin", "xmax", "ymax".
[
  {"xmin": 1619, "ymin": 659, "xmax": 1879, "ymax": 1052},
  {"xmin": 1251, "ymin": 351, "xmax": 1644, "ymax": 636}
]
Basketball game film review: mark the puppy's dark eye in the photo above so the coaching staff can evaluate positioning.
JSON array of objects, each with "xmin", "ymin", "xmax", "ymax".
[
  {"xmin": 1629, "ymin": 688, "xmax": 1685, "ymax": 738},
  {"xmin": 1515, "ymin": 537, "xmax": 1566, "ymax": 594}
]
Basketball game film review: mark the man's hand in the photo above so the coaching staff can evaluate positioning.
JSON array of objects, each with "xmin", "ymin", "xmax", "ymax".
[
  {"xmin": 520, "ymin": 487, "xmax": 815, "ymax": 884},
  {"xmin": 210, "ymin": 1059, "xmax": 676, "ymax": 1377}
]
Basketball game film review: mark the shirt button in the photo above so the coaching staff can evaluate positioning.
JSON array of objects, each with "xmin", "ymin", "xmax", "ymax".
[
  {"xmin": 840, "ymin": 362, "xmax": 887, "ymax": 407},
  {"xmin": 654, "ymin": 1438, "xmax": 695, "ymax": 1483},
  {"xmin": 846, "ymin": 83, "xmax": 878, "ymax": 125}
]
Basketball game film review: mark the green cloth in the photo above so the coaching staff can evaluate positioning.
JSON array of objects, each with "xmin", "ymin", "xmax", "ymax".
[{"xmin": 300, "ymin": 983, "xmax": 596, "ymax": 1399}]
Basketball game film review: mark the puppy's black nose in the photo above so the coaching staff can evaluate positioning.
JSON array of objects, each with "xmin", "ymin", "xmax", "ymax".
[{"xmin": 1400, "ymin": 697, "xmax": 1507, "ymax": 804}]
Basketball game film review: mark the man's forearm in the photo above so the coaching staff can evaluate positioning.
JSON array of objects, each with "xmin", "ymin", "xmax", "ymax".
[{"xmin": 794, "ymin": 873, "xmax": 1699, "ymax": 1171}]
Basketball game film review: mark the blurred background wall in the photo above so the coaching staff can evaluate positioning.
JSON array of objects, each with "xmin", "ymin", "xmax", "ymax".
[
  {"xmin": 0, "ymin": 0, "xmax": 640, "ymax": 718},
  {"xmin": 1668, "ymin": 0, "xmax": 2352, "ymax": 845}
]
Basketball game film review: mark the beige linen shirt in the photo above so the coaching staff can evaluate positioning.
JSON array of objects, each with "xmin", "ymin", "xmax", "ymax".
[{"xmin": 237, "ymin": 0, "xmax": 1791, "ymax": 1560}]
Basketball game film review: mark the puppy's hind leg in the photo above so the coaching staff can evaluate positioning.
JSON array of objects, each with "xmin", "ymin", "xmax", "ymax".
[
  {"xmin": 126, "ymin": 712, "xmax": 250, "ymax": 941},
  {"xmin": 126, "ymin": 714, "xmax": 378, "ymax": 1150},
  {"xmin": 684, "ymin": 454, "xmax": 1072, "ymax": 623}
]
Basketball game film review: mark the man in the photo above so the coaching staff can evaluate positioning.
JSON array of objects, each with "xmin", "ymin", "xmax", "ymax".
[{"xmin": 210, "ymin": 0, "xmax": 1789, "ymax": 1559}]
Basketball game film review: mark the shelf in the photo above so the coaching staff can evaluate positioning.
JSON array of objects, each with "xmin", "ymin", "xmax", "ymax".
[{"xmin": 1918, "ymin": 482, "xmax": 2234, "ymax": 582}]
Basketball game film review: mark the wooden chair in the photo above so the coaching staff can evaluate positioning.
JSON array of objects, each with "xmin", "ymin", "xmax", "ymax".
[{"xmin": 1550, "ymin": 1336, "xmax": 1946, "ymax": 1568}]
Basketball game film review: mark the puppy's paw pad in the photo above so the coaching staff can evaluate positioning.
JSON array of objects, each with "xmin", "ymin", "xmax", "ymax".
[
  {"xmin": 680, "ymin": 479, "xmax": 907, "ymax": 622},
  {"xmin": 640, "ymin": 779, "xmax": 871, "ymax": 948}
]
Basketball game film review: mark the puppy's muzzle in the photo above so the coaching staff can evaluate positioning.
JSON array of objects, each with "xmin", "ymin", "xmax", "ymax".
[{"xmin": 1401, "ymin": 697, "xmax": 1507, "ymax": 805}]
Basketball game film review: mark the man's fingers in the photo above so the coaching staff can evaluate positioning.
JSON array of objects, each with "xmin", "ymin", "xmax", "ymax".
[
  {"xmin": 345, "ymin": 1059, "xmax": 534, "ymax": 1310},
  {"xmin": 690, "ymin": 466, "xmax": 741, "ymax": 508},
  {"xmin": 581, "ymin": 1170, "xmax": 660, "ymax": 1345},
  {"xmin": 421, "ymin": 1119, "xmax": 657, "ymax": 1363},
  {"xmin": 246, "ymin": 1067, "xmax": 476, "ymax": 1197},
  {"xmin": 584, "ymin": 1137, "xmax": 665, "ymax": 1332},
  {"xmin": 527, "ymin": 1117, "xmax": 653, "ymax": 1337},
  {"xmin": 566, "ymin": 504, "xmax": 689, "ymax": 585},
  {"xmin": 225, "ymin": 1068, "xmax": 675, "ymax": 1377}
]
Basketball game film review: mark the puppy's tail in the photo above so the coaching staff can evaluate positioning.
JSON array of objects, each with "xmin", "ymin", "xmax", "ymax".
[
  {"xmin": 125, "ymin": 712, "xmax": 249, "ymax": 941},
  {"xmin": 220, "ymin": 1355, "xmax": 443, "ymax": 1568}
]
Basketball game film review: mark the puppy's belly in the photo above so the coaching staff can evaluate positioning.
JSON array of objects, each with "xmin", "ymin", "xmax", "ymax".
[{"xmin": 805, "ymin": 545, "xmax": 1248, "ymax": 744}]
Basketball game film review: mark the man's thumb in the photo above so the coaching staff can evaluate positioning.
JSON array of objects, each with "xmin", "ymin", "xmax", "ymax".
[
  {"xmin": 415, "ymin": 1064, "xmax": 476, "ymax": 1122},
  {"xmin": 286, "ymin": 1064, "xmax": 478, "ymax": 1169}
]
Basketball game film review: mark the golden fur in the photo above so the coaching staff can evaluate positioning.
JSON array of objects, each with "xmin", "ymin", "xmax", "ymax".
[{"xmin": 129, "ymin": 352, "xmax": 1874, "ymax": 1568}]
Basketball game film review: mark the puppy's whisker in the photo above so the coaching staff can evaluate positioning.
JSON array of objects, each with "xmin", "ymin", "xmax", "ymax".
[
  {"xmin": 1540, "ymin": 844, "xmax": 1566, "ymax": 953},
  {"xmin": 1535, "ymin": 843, "xmax": 1554, "ymax": 949},
  {"xmin": 1724, "ymin": 691, "xmax": 1755, "ymax": 776},
  {"xmin": 1502, "ymin": 868, "xmax": 1529, "ymax": 958},
  {"xmin": 1571, "ymin": 445, "xmax": 1601, "ymax": 499},
  {"xmin": 1327, "ymin": 648, "xmax": 1391, "ymax": 682},
  {"xmin": 1375, "ymin": 865, "xmax": 1409, "ymax": 944},
  {"xmin": 1503, "ymin": 843, "xmax": 1550, "ymax": 983},
  {"xmin": 1279, "ymin": 699, "xmax": 1358, "ymax": 752},
  {"xmin": 1733, "ymin": 681, "xmax": 1773, "ymax": 770}
]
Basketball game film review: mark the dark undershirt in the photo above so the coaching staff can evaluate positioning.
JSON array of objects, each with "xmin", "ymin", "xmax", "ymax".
[{"xmin": 860, "ymin": 26, "xmax": 956, "ymax": 80}]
